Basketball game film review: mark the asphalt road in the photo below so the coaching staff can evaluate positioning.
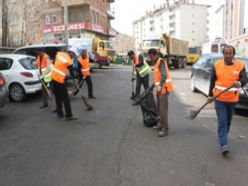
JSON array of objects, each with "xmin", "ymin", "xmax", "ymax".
[{"xmin": 0, "ymin": 65, "xmax": 248, "ymax": 186}]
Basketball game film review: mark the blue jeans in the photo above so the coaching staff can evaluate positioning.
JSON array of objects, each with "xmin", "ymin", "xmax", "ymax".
[{"xmin": 215, "ymin": 100, "xmax": 236, "ymax": 148}]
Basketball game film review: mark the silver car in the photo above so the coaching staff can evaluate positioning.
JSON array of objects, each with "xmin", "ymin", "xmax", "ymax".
[{"xmin": 0, "ymin": 72, "xmax": 8, "ymax": 107}]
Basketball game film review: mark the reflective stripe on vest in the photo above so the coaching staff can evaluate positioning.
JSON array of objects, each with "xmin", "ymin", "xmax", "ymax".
[
  {"xmin": 51, "ymin": 52, "xmax": 72, "ymax": 83},
  {"xmin": 136, "ymin": 61, "xmax": 151, "ymax": 77},
  {"xmin": 213, "ymin": 59, "xmax": 244, "ymax": 102},
  {"xmin": 78, "ymin": 55, "xmax": 90, "ymax": 77},
  {"xmin": 153, "ymin": 58, "xmax": 173, "ymax": 94}
]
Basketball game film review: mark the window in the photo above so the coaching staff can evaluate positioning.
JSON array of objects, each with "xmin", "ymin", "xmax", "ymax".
[
  {"xmin": 53, "ymin": 15, "xmax": 57, "ymax": 24},
  {"xmin": 32, "ymin": 31, "xmax": 36, "ymax": 39},
  {"xmin": 0, "ymin": 58, "xmax": 13, "ymax": 70},
  {"xmin": 9, "ymin": 0, "xmax": 17, "ymax": 3},
  {"xmin": 19, "ymin": 58, "xmax": 36, "ymax": 70},
  {"xmin": 45, "ymin": 15, "xmax": 50, "ymax": 25}
]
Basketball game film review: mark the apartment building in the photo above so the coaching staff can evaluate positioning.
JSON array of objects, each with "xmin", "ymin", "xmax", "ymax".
[
  {"xmin": 0, "ymin": 0, "xmax": 115, "ymax": 47},
  {"xmin": 223, "ymin": 0, "xmax": 246, "ymax": 40},
  {"xmin": 133, "ymin": 2, "xmax": 209, "ymax": 50},
  {"xmin": 42, "ymin": 0, "xmax": 115, "ymax": 43}
]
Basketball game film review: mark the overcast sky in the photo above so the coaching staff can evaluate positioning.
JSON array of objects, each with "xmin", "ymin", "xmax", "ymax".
[{"xmin": 111, "ymin": 0, "xmax": 225, "ymax": 37}]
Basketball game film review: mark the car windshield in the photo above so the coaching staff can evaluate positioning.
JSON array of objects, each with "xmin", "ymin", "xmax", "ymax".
[
  {"xmin": 19, "ymin": 57, "xmax": 36, "ymax": 70},
  {"xmin": 143, "ymin": 40, "xmax": 160, "ymax": 47},
  {"xmin": 189, "ymin": 48, "xmax": 197, "ymax": 54}
]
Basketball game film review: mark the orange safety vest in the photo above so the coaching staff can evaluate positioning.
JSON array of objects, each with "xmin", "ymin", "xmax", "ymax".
[
  {"xmin": 154, "ymin": 58, "xmax": 173, "ymax": 94},
  {"xmin": 78, "ymin": 55, "xmax": 90, "ymax": 77},
  {"xmin": 36, "ymin": 53, "xmax": 48, "ymax": 69},
  {"xmin": 132, "ymin": 54, "xmax": 139, "ymax": 72},
  {"xmin": 51, "ymin": 52, "xmax": 73, "ymax": 83},
  {"xmin": 213, "ymin": 59, "xmax": 245, "ymax": 102}
]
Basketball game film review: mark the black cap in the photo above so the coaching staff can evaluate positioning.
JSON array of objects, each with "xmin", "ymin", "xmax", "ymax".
[{"xmin": 127, "ymin": 50, "xmax": 134, "ymax": 56}]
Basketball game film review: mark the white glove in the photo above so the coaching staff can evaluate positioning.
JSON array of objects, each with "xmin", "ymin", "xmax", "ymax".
[{"xmin": 157, "ymin": 85, "xmax": 162, "ymax": 93}]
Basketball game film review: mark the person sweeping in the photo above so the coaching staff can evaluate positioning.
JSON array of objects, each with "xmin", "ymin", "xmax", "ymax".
[{"xmin": 208, "ymin": 45, "xmax": 248, "ymax": 156}]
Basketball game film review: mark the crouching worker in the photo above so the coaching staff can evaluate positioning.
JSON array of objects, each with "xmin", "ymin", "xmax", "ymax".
[
  {"xmin": 127, "ymin": 50, "xmax": 151, "ymax": 105},
  {"xmin": 51, "ymin": 48, "xmax": 77, "ymax": 121}
]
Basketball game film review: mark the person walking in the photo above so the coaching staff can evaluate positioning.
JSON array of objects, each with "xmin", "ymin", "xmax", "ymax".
[
  {"xmin": 208, "ymin": 45, "xmax": 248, "ymax": 156},
  {"xmin": 148, "ymin": 49, "xmax": 173, "ymax": 137},
  {"xmin": 51, "ymin": 48, "xmax": 77, "ymax": 121},
  {"xmin": 35, "ymin": 50, "xmax": 52, "ymax": 108},
  {"xmin": 127, "ymin": 50, "xmax": 151, "ymax": 105},
  {"xmin": 77, "ymin": 49, "xmax": 96, "ymax": 99}
]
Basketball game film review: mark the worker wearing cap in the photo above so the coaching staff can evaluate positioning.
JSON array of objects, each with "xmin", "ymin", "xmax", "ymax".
[
  {"xmin": 208, "ymin": 45, "xmax": 248, "ymax": 156},
  {"xmin": 51, "ymin": 48, "xmax": 77, "ymax": 121},
  {"xmin": 127, "ymin": 50, "xmax": 151, "ymax": 105},
  {"xmin": 148, "ymin": 48, "xmax": 173, "ymax": 137},
  {"xmin": 35, "ymin": 50, "xmax": 52, "ymax": 109}
]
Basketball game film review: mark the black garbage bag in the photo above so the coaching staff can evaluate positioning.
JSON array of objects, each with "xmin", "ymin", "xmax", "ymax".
[{"xmin": 139, "ymin": 84, "xmax": 158, "ymax": 127}]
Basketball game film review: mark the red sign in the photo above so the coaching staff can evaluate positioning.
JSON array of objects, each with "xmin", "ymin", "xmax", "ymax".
[
  {"xmin": 43, "ymin": 22, "xmax": 105, "ymax": 34},
  {"xmin": 43, "ymin": 22, "xmax": 88, "ymax": 33}
]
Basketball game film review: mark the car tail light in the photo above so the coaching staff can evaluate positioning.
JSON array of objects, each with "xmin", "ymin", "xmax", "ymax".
[
  {"xmin": 20, "ymin": 72, "xmax": 33, "ymax": 78},
  {"xmin": 0, "ymin": 76, "xmax": 6, "ymax": 86}
]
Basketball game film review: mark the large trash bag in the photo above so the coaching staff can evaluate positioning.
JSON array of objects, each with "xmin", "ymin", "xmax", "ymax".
[{"xmin": 139, "ymin": 84, "xmax": 158, "ymax": 127}]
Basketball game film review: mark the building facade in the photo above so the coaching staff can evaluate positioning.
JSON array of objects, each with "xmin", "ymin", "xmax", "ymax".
[
  {"xmin": 223, "ymin": 0, "xmax": 246, "ymax": 40},
  {"xmin": 133, "ymin": 2, "xmax": 209, "ymax": 50},
  {"xmin": 0, "ymin": 0, "xmax": 115, "ymax": 47}
]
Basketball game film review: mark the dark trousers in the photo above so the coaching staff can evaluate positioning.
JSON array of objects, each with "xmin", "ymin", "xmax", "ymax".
[
  {"xmin": 215, "ymin": 100, "xmax": 236, "ymax": 147},
  {"xmin": 85, "ymin": 76, "xmax": 94, "ymax": 97},
  {"xmin": 52, "ymin": 80, "xmax": 73, "ymax": 118},
  {"xmin": 41, "ymin": 82, "xmax": 48, "ymax": 106},
  {"xmin": 136, "ymin": 74, "xmax": 149, "ymax": 98},
  {"xmin": 157, "ymin": 92, "xmax": 169, "ymax": 129}
]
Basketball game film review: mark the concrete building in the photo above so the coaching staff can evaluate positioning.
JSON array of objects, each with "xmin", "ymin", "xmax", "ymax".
[
  {"xmin": 0, "ymin": 0, "xmax": 115, "ymax": 47},
  {"xmin": 133, "ymin": 2, "xmax": 209, "ymax": 50},
  {"xmin": 42, "ymin": 0, "xmax": 115, "ymax": 43},
  {"xmin": 224, "ymin": 0, "xmax": 246, "ymax": 40}
]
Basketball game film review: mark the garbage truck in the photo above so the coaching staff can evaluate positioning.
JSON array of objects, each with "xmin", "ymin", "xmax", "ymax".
[{"xmin": 141, "ymin": 33, "xmax": 188, "ymax": 68}]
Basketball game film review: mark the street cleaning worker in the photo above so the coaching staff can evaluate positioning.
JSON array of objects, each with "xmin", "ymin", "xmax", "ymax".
[
  {"xmin": 127, "ymin": 50, "xmax": 151, "ymax": 105},
  {"xmin": 35, "ymin": 50, "xmax": 52, "ymax": 109},
  {"xmin": 148, "ymin": 48, "xmax": 173, "ymax": 137},
  {"xmin": 77, "ymin": 49, "xmax": 96, "ymax": 99},
  {"xmin": 51, "ymin": 48, "xmax": 77, "ymax": 121},
  {"xmin": 208, "ymin": 45, "xmax": 248, "ymax": 156}
]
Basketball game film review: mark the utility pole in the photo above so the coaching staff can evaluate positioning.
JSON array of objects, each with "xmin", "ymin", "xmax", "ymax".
[{"xmin": 63, "ymin": 0, "xmax": 69, "ymax": 50}]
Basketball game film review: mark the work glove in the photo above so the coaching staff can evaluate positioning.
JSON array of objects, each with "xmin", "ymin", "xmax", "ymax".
[
  {"xmin": 157, "ymin": 85, "xmax": 162, "ymax": 93},
  {"xmin": 131, "ymin": 77, "xmax": 136, "ymax": 81},
  {"xmin": 207, "ymin": 96, "xmax": 214, "ymax": 104}
]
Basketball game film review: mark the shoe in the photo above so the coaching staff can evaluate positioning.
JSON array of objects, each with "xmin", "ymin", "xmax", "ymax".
[
  {"xmin": 221, "ymin": 145, "xmax": 230, "ymax": 156},
  {"xmin": 153, "ymin": 124, "xmax": 162, "ymax": 130},
  {"xmin": 57, "ymin": 115, "xmax": 64, "ymax": 119},
  {"xmin": 132, "ymin": 101, "xmax": 140, "ymax": 106},
  {"xmin": 89, "ymin": 96, "xmax": 96, "ymax": 99},
  {"xmin": 158, "ymin": 128, "xmax": 168, "ymax": 137},
  {"xmin": 66, "ymin": 116, "xmax": 78, "ymax": 121},
  {"xmin": 40, "ymin": 104, "xmax": 48, "ymax": 109}
]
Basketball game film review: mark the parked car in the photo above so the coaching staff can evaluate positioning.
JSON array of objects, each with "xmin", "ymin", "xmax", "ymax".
[
  {"xmin": 0, "ymin": 54, "xmax": 41, "ymax": 102},
  {"xmin": 0, "ymin": 72, "xmax": 8, "ymax": 107},
  {"xmin": 191, "ymin": 53, "xmax": 248, "ymax": 109},
  {"xmin": 13, "ymin": 43, "xmax": 66, "ymax": 60}
]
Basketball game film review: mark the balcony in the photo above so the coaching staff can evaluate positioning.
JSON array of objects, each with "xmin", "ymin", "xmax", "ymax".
[{"xmin": 107, "ymin": 10, "xmax": 115, "ymax": 19}]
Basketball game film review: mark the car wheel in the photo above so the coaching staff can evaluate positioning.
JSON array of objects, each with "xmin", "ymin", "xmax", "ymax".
[
  {"xmin": 190, "ymin": 76, "xmax": 197, "ymax": 92},
  {"xmin": 9, "ymin": 83, "xmax": 26, "ymax": 102},
  {"xmin": 98, "ymin": 64, "xmax": 103, "ymax": 69}
]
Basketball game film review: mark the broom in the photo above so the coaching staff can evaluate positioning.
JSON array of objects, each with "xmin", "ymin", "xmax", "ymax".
[{"xmin": 187, "ymin": 84, "xmax": 235, "ymax": 120}]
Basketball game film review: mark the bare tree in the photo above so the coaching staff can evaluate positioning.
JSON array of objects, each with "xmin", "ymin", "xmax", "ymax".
[{"xmin": 1, "ymin": 0, "xmax": 8, "ymax": 46}]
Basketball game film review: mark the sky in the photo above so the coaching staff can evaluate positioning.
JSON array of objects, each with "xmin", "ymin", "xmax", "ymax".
[{"xmin": 111, "ymin": 0, "xmax": 225, "ymax": 37}]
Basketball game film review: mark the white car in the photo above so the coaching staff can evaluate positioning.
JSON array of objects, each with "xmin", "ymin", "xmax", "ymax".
[{"xmin": 0, "ymin": 54, "xmax": 41, "ymax": 102}]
